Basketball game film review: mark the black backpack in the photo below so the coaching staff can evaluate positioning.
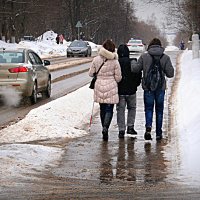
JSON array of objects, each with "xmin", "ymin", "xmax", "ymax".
[{"xmin": 145, "ymin": 54, "xmax": 164, "ymax": 91}]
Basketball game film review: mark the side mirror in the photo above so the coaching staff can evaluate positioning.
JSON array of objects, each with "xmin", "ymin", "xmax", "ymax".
[{"xmin": 44, "ymin": 60, "xmax": 50, "ymax": 66}]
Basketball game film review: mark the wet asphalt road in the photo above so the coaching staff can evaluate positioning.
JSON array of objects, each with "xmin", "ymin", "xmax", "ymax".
[{"xmin": 1, "ymin": 51, "xmax": 200, "ymax": 199}]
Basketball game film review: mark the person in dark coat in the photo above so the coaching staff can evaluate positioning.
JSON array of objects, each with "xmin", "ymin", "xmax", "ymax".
[
  {"xmin": 179, "ymin": 40, "xmax": 185, "ymax": 50},
  {"xmin": 131, "ymin": 38, "xmax": 174, "ymax": 141},
  {"xmin": 117, "ymin": 44, "xmax": 142, "ymax": 138},
  {"xmin": 56, "ymin": 34, "xmax": 59, "ymax": 44}
]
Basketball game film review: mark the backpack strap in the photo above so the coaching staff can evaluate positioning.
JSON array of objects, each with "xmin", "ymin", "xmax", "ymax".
[
  {"xmin": 151, "ymin": 54, "xmax": 164, "ymax": 86},
  {"xmin": 150, "ymin": 53, "xmax": 164, "ymax": 64}
]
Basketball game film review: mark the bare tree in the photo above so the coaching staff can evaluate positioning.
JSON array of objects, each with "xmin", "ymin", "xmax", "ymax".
[{"xmin": 0, "ymin": 0, "xmax": 169, "ymax": 45}]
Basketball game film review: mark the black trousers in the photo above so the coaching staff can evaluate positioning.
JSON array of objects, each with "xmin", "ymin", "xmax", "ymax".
[{"xmin": 99, "ymin": 103, "xmax": 114, "ymax": 129}]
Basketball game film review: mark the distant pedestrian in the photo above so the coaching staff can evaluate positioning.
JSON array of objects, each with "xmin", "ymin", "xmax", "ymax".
[
  {"xmin": 59, "ymin": 34, "xmax": 64, "ymax": 44},
  {"xmin": 179, "ymin": 40, "xmax": 185, "ymax": 50},
  {"xmin": 131, "ymin": 38, "xmax": 174, "ymax": 141},
  {"xmin": 89, "ymin": 39, "xmax": 122, "ymax": 141},
  {"xmin": 116, "ymin": 44, "xmax": 142, "ymax": 138},
  {"xmin": 56, "ymin": 34, "xmax": 59, "ymax": 44}
]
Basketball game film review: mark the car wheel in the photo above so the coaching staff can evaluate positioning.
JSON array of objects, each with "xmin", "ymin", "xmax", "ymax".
[
  {"xmin": 30, "ymin": 82, "xmax": 37, "ymax": 104},
  {"xmin": 43, "ymin": 78, "xmax": 51, "ymax": 98}
]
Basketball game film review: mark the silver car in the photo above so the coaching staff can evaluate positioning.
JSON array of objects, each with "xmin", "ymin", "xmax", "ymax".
[
  {"xmin": 0, "ymin": 48, "xmax": 51, "ymax": 105},
  {"xmin": 67, "ymin": 40, "xmax": 92, "ymax": 57}
]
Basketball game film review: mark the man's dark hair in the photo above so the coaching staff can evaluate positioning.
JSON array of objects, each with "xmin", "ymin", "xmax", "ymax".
[
  {"xmin": 103, "ymin": 39, "xmax": 115, "ymax": 52},
  {"xmin": 147, "ymin": 38, "xmax": 162, "ymax": 50}
]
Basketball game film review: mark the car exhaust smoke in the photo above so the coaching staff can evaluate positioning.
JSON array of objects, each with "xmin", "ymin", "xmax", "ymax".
[{"xmin": 0, "ymin": 87, "xmax": 21, "ymax": 107}]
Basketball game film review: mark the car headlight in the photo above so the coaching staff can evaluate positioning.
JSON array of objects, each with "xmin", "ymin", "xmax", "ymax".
[{"xmin": 67, "ymin": 48, "xmax": 72, "ymax": 52}]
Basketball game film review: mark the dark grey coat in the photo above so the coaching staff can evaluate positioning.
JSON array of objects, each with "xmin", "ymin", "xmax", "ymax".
[{"xmin": 131, "ymin": 45, "xmax": 174, "ymax": 90}]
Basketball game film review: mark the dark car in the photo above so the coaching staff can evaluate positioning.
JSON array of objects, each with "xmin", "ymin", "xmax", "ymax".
[
  {"xmin": 66, "ymin": 40, "xmax": 92, "ymax": 57},
  {"xmin": 23, "ymin": 36, "xmax": 35, "ymax": 41},
  {"xmin": 0, "ymin": 48, "xmax": 51, "ymax": 105}
]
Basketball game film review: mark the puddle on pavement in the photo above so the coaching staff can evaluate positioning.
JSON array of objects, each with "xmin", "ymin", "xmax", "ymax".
[{"xmin": 53, "ymin": 51, "xmax": 200, "ymax": 187}]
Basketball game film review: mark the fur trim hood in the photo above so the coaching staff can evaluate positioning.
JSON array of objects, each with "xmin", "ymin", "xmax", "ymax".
[{"xmin": 98, "ymin": 47, "xmax": 118, "ymax": 60}]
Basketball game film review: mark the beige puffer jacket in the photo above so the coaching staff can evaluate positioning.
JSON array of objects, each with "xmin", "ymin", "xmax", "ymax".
[{"xmin": 89, "ymin": 47, "xmax": 122, "ymax": 104}]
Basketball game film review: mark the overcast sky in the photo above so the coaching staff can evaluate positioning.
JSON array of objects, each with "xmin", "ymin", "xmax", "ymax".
[{"xmin": 133, "ymin": 0, "xmax": 167, "ymax": 30}]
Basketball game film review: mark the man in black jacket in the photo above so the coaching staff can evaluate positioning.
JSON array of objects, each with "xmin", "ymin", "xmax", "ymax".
[{"xmin": 117, "ymin": 44, "xmax": 142, "ymax": 138}]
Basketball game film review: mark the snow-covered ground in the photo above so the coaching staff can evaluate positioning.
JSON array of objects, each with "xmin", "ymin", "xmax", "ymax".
[
  {"xmin": 0, "ymin": 32, "xmax": 200, "ymax": 184},
  {"xmin": 0, "ymin": 30, "xmax": 99, "ymax": 58},
  {"xmin": 176, "ymin": 49, "xmax": 200, "ymax": 183},
  {"xmin": 0, "ymin": 30, "xmax": 100, "ymax": 143},
  {"xmin": 0, "ymin": 30, "xmax": 100, "ymax": 182},
  {"xmin": 0, "ymin": 85, "xmax": 98, "ymax": 143}
]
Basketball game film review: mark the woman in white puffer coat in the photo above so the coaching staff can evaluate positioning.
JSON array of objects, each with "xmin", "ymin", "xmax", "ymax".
[{"xmin": 89, "ymin": 39, "xmax": 122, "ymax": 140}]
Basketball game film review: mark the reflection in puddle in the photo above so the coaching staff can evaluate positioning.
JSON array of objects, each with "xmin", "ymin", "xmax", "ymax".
[
  {"xmin": 99, "ymin": 138, "xmax": 168, "ymax": 184},
  {"xmin": 99, "ymin": 141, "xmax": 113, "ymax": 184}
]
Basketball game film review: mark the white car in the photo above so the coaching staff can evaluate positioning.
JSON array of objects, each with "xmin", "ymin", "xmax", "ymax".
[{"xmin": 127, "ymin": 39, "xmax": 145, "ymax": 53}]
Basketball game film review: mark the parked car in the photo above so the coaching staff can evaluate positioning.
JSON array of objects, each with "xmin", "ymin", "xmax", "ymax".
[
  {"xmin": 23, "ymin": 36, "xmax": 35, "ymax": 41},
  {"xmin": 67, "ymin": 40, "xmax": 92, "ymax": 57},
  {"xmin": 127, "ymin": 39, "xmax": 145, "ymax": 53},
  {"xmin": 0, "ymin": 48, "xmax": 51, "ymax": 105}
]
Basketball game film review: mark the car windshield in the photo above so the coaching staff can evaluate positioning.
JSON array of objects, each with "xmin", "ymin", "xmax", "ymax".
[
  {"xmin": 0, "ymin": 52, "xmax": 24, "ymax": 63},
  {"xmin": 70, "ymin": 41, "xmax": 87, "ymax": 47},
  {"xmin": 128, "ymin": 40, "xmax": 142, "ymax": 44}
]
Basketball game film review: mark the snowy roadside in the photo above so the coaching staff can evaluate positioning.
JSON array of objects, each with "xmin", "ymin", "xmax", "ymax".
[
  {"xmin": 177, "ymin": 50, "xmax": 200, "ymax": 175},
  {"xmin": 177, "ymin": 49, "xmax": 200, "ymax": 133},
  {"xmin": 0, "ymin": 84, "xmax": 99, "ymax": 184},
  {"xmin": 47, "ymin": 57, "xmax": 93, "ymax": 72},
  {"xmin": 163, "ymin": 49, "xmax": 200, "ymax": 185},
  {"xmin": 0, "ymin": 144, "xmax": 63, "ymax": 186},
  {"xmin": 0, "ymin": 30, "xmax": 100, "ymax": 183},
  {"xmin": 0, "ymin": 85, "xmax": 98, "ymax": 143}
]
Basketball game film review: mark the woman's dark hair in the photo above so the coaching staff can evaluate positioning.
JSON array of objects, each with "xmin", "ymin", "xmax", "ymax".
[
  {"xmin": 147, "ymin": 38, "xmax": 162, "ymax": 50},
  {"xmin": 102, "ymin": 39, "xmax": 115, "ymax": 52}
]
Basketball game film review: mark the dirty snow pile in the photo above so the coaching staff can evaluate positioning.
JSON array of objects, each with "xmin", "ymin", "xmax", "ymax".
[
  {"xmin": 0, "ymin": 30, "xmax": 98, "ymax": 58},
  {"xmin": 0, "ymin": 144, "xmax": 62, "ymax": 182},
  {"xmin": 177, "ymin": 49, "xmax": 200, "ymax": 136},
  {"xmin": 0, "ymin": 30, "xmax": 100, "ymax": 144},
  {"xmin": 0, "ymin": 85, "xmax": 98, "ymax": 143},
  {"xmin": 177, "ymin": 49, "xmax": 200, "ymax": 170}
]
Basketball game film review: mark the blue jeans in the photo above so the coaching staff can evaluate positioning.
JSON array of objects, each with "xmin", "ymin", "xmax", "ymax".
[{"xmin": 144, "ymin": 90, "xmax": 165, "ymax": 136}]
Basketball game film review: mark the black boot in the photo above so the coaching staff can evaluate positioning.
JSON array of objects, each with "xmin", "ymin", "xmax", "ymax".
[
  {"xmin": 102, "ymin": 127, "xmax": 108, "ymax": 141},
  {"xmin": 156, "ymin": 135, "xmax": 163, "ymax": 141},
  {"xmin": 127, "ymin": 126, "xmax": 137, "ymax": 135},
  {"xmin": 144, "ymin": 127, "xmax": 152, "ymax": 140},
  {"xmin": 118, "ymin": 130, "xmax": 125, "ymax": 138},
  {"xmin": 102, "ymin": 112, "xmax": 113, "ymax": 141}
]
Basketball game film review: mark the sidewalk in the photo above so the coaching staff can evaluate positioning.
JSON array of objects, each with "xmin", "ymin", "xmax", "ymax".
[
  {"xmin": 38, "ymin": 82, "xmax": 200, "ymax": 199},
  {"xmin": 2, "ymin": 52, "xmax": 200, "ymax": 199}
]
